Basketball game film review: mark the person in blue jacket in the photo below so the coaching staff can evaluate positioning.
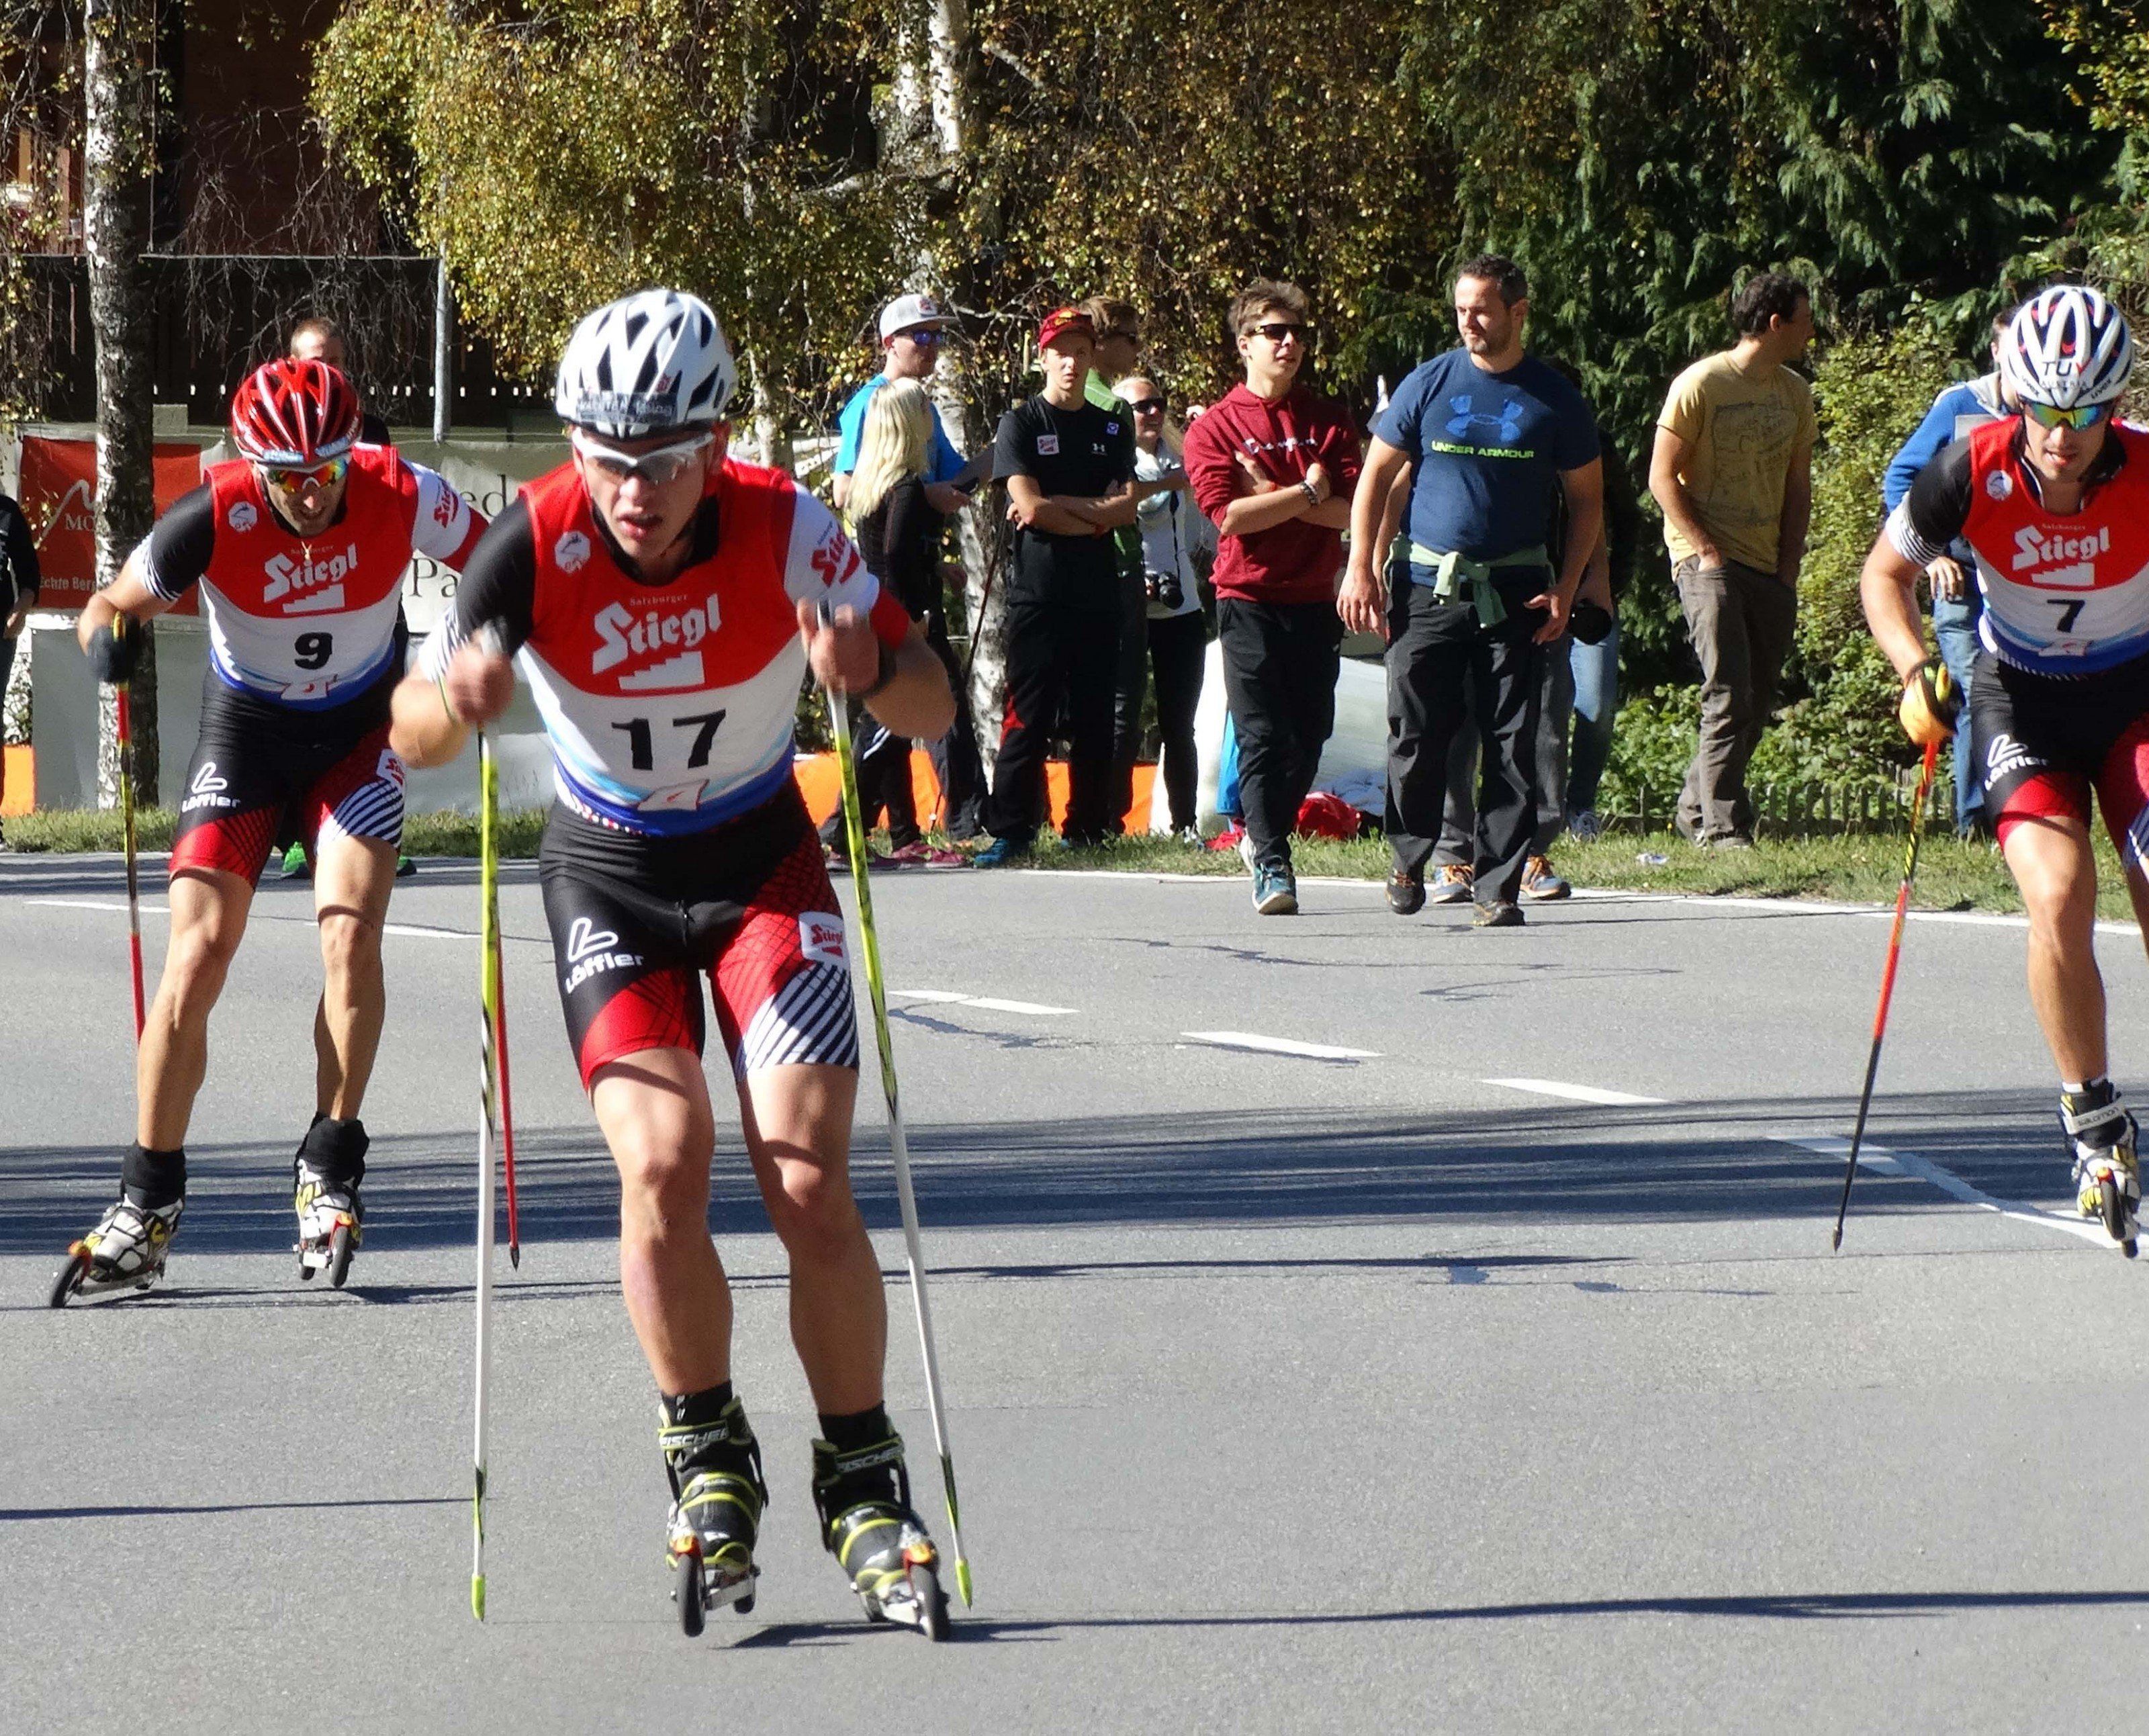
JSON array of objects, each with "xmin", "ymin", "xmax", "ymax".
[{"xmin": 1881, "ymin": 309, "xmax": 2013, "ymax": 837}]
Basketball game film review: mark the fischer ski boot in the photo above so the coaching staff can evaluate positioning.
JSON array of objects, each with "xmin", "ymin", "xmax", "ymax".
[
  {"xmin": 293, "ymin": 1115, "xmax": 367, "ymax": 1287},
  {"xmin": 661, "ymin": 1393, "xmax": 767, "ymax": 1637},
  {"xmin": 49, "ymin": 1144, "xmax": 186, "ymax": 1306},
  {"xmin": 2061, "ymin": 1083, "xmax": 2140, "ymax": 1258},
  {"xmin": 812, "ymin": 1427, "xmax": 950, "ymax": 1639}
]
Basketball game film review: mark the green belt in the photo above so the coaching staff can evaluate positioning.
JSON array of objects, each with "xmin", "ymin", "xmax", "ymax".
[{"xmin": 1407, "ymin": 543, "xmax": 1550, "ymax": 629}]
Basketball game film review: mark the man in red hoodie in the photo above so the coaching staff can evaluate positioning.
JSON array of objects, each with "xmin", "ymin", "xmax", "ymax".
[{"xmin": 1183, "ymin": 281, "xmax": 1362, "ymax": 914}]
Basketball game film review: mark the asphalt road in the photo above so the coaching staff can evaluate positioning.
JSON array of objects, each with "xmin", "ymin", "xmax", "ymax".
[{"xmin": 5, "ymin": 849, "xmax": 2149, "ymax": 1733}]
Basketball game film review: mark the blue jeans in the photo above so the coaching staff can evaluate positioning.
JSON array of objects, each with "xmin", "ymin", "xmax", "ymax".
[
  {"xmin": 1931, "ymin": 590, "xmax": 1983, "ymax": 832},
  {"xmin": 1567, "ymin": 621, "xmax": 1619, "ymax": 817}
]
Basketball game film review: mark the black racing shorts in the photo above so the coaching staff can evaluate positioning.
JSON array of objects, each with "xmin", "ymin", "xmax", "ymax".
[
  {"xmin": 1968, "ymin": 648, "xmax": 2149, "ymax": 863},
  {"xmin": 171, "ymin": 670, "xmax": 404, "ymax": 884},
  {"xmin": 537, "ymin": 782, "xmax": 860, "ymax": 1089}
]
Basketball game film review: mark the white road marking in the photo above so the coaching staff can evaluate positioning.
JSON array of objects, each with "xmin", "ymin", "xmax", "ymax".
[
  {"xmin": 1485, "ymin": 1077, "xmax": 1667, "ymax": 1106},
  {"xmin": 888, "ymin": 989, "xmax": 1077, "ymax": 1016},
  {"xmin": 21, "ymin": 898, "xmax": 516, "ymax": 946},
  {"xmin": 1774, "ymin": 1133, "xmax": 2117, "ymax": 1248},
  {"xmin": 1180, "ymin": 1030, "xmax": 1380, "ymax": 1060},
  {"xmin": 25, "ymin": 897, "xmax": 166, "ymax": 915}
]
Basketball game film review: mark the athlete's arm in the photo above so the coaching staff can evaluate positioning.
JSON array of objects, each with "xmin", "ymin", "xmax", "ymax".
[
  {"xmin": 406, "ymin": 462, "xmax": 490, "ymax": 572},
  {"xmin": 76, "ymin": 484, "xmax": 213, "ymax": 655},
  {"xmin": 796, "ymin": 603, "xmax": 952, "ymax": 741},
  {"xmin": 390, "ymin": 499, "xmax": 534, "ymax": 767},
  {"xmin": 1647, "ymin": 427, "xmax": 1723, "ymax": 569},
  {"xmin": 1864, "ymin": 443, "xmax": 1975, "ymax": 682}
]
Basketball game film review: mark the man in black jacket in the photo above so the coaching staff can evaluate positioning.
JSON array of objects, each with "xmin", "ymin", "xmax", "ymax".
[{"xmin": 0, "ymin": 485, "xmax": 40, "ymax": 850}]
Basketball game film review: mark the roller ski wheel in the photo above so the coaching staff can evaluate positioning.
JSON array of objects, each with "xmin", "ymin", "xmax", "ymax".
[
  {"xmin": 812, "ymin": 1432, "xmax": 952, "ymax": 1640},
  {"xmin": 659, "ymin": 1395, "xmax": 766, "ymax": 1637},
  {"xmin": 50, "ymin": 1195, "xmax": 183, "ymax": 1304},
  {"xmin": 2062, "ymin": 1088, "xmax": 2140, "ymax": 1254},
  {"xmin": 293, "ymin": 1117, "xmax": 368, "ymax": 1286}
]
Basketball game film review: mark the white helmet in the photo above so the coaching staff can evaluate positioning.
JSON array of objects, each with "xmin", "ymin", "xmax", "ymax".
[
  {"xmin": 554, "ymin": 289, "xmax": 736, "ymax": 437},
  {"xmin": 2001, "ymin": 285, "xmax": 2135, "ymax": 410}
]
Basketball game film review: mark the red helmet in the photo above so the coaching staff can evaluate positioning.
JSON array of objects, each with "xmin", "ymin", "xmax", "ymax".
[{"xmin": 229, "ymin": 359, "xmax": 363, "ymax": 467}]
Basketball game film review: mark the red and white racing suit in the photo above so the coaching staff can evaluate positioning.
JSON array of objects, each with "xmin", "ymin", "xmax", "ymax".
[{"xmin": 418, "ymin": 457, "xmax": 910, "ymax": 1086}]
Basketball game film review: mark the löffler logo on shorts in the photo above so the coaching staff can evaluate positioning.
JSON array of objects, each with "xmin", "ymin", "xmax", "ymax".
[
  {"xmin": 798, "ymin": 912, "xmax": 846, "ymax": 968},
  {"xmin": 561, "ymin": 915, "xmax": 642, "ymax": 995},
  {"xmin": 181, "ymin": 759, "xmax": 237, "ymax": 815},
  {"xmin": 592, "ymin": 593, "xmax": 721, "ymax": 691},
  {"xmin": 1985, "ymin": 732, "xmax": 2038, "ymax": 781}
]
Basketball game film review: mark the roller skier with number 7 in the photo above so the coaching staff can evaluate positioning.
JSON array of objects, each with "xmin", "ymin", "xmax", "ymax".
[
  {"xmin": 50, "ymin": 358, "xmax": 488, "ymax": 1304},
  {"xmin": 1860, "ymin": 285, "xmax": 2149, "ymax": 1254}
]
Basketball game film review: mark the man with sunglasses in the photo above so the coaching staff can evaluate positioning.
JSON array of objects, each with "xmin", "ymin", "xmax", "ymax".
[
  {"xmin": 1865, "ymin": 285, "xmax": 2149, "ymax": 1250},
  {"xmin": 831, "ymin": 293, "xmax": 985, "ymax": 518},
  {"xmin": 392, "ymin": 289, "xmax": 959, "ymax": 1627},
  {"xmin": 1184, "ymin": 279, "xmax": 1361, "ymax": 914},
  {"xmin": 62, "ymin": 357, "xmax": 487, "ymax": 1295}
]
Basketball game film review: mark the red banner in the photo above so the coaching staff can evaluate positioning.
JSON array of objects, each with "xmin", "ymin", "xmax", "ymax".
[{"xmin": 19, "ymin": 437, "xmax": 203, "ymax": 612}]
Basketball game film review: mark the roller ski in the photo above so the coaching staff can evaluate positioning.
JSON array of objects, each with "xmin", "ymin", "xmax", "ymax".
[
  {"xmin": 2062, "ymin": 1084, "xmax": 2140, "ymax": 1258},
  {"xmin": 293, "ymin": 1115, "xmax": 368, "ymax": 1287},
  {"xmin": 48, "ymin": 1192, "xmax": 183, "ymax": 1307},
  {"xmin": 661, "ymin": 1394, "xmax": 768, "ymax": 1637},
  {"xmin": 813, "ymin": 1428, "xmax": 950, "ymax": 1640}
]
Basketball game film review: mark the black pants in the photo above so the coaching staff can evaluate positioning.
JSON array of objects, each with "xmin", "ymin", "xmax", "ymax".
[
  {"xmin": 922, "ymin": 608, "xmax": 986, "ymax": 836},
  {"xmin": 1110, "ymin": 564, "xmax": 1149, "ymax": 823},
  {"xmin": 986, "ymin": 597, "xmax": 1121, "ymax": 846},
  {"xmin": 818, "ymin": 698, "xmax": 920, "ymax": 852},
  {"xmin": 1432, "ymin": 630, "xmax": 1574, "ymax": 865},
  {"xmin": 1218, "ymin": 598, "xmax": 1342, "ymax": 871},
  {"xmin": 1148, "ymin": 610, "xmax": 1207, "ymax": 832},
  {"xmin": 1385, "ymin": 575, "xmax": 1549, "ymax": 905}
]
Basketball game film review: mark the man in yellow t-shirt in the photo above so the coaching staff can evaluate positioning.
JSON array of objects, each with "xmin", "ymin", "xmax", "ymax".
[{"xmin": 1649, "ymin": 273, "xmax": 1819, "ymax": 846}]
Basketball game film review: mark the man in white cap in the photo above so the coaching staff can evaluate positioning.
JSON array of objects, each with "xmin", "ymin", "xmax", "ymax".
[{"xmin": 831, "ymin": 293, "xmax": 988, "ymax": 516}]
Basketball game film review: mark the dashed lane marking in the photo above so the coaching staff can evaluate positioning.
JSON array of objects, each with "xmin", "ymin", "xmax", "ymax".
[
  {"xmin": 1773, "ymin": 1134, "xmax": 2117, "ymax": 1249},
  {"xmin": 888, "ymin": 989, "xmax": 1077, "ymax": 1016},
  {"xmin": 1180, "ymin": 1030, "xmax": 1380, "ymax": 1061},
  {"xmin": 20, "ymin": 898, "xmax": 533, "ymax": 946},
  {"xmin": 1485, "ymin": 1077, "xmax": 1667, "ymax": 1106}
]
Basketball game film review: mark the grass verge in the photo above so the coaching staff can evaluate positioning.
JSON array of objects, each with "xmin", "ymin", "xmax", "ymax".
[{"xmin": 5, "ymin": 807, "xmax": 2130, "ymax": 921}]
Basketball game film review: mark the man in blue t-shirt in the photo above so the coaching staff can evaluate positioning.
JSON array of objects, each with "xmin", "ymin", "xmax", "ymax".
[
  {"xmin": 1342, "ymin": 255, "xmax": 1602, "ymax": 925},
  {"xmin": 831, "ymin": 293, "xmax": 987, "ymax": 516}
]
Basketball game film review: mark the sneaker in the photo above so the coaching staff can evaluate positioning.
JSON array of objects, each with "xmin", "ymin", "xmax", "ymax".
[
  {"xmin": 1471, "ymin": 899, "xmax": 1524, "ymax": 929},
  {"xmin": 971, "ymin": 835, "xmax": 1032, "ymax": 868},
  {"xmin": 1698, "ymin": 831, "xmax": 1754, "ymax": 852},
  {"xmin": 827, "ymin": 843, "xmax": 896, "ymax": 872},
  {"xmin": 1426, "ymin": 862, "xmax": 1475, "ymax": 905},
  {"xmin": 1252, "ymin": 864, "xmax": 1298, "ymax": 915},
  {"xmin": 1520, "ymin": 855, "xmax": 1571, "ymax": 901},
  {"xmin": 1237, "ymin": 831, "xmax": 1256, "ymax": 872},
  {"xmin": 281, "ymin": 842, "xmax": 312, "ymax": 881},
  {"xmin": 1175, "ymin": 825, "xmax": 1204, "ymax": 846},
  {"xmin": 396, "ymin": 854, "xmax": 417, "ymax": 878},
  {"xmin": 1387, "ymin": 868, "xmax": 1425, "ymax": 915},
  {"xmin": 1567, "ymin": 809, "xmax": 1601, "ymax": 842},
  {"xmin": 885, "ymin": 841, "xmax": 966, "ymax": 868}
]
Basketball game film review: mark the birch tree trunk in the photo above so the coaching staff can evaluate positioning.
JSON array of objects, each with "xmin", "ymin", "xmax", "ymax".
[
  {"xmin": 85, "ymin": 0, "xmax": 157, "ymax": 805},
  {"xmin": 887, "ymin": 0, "xmax": 1004, "ymax": 776}
]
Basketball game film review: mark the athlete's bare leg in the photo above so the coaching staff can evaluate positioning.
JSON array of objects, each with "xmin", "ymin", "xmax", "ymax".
[
  {"xmin": 310, "ymin": 831, "xmax": 398, "ymax": 1117},
  {"xmin": 2003, "ymin": 813, "xmax": 2108, "ymax": 1081},
  {"xmin": 739, "ymin": 1062, "xmax": 886, "ymax": 1415},
  {"xmin": 595, "ymin": 1046, "xmax": 732, "ymax": 1394},
  {"xmin": 137, "ymin": 866, "xmax": 254, "ymax": 1150}
]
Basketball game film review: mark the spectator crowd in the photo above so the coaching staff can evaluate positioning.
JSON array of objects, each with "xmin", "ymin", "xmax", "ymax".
[{"xmin": 813, "ymin": 254, "xmax": 1863, "ymax": 925}]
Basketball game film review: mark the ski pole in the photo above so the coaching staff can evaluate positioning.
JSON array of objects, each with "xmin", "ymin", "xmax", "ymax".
[
  {"xmin": 482, "ymin": 729, "xmax": 520, "ymax": 1267},
  {"xmin": 1831, "ymin": 737, "xmax": 1941, "ymax": 1251},
  {"xmin": 470, "ymin": 707, "xmax": 505, "ymax": 1619},
  {"xmin": 115, "ymin": 682, "xmax": 146, "ymax": 1042},
  {"xmin": 821, "ymin": 609, "xmax": 974, "ymax": 1605}
]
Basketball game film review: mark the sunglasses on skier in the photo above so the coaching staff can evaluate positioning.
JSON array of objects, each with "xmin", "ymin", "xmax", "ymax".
[
  {"xmin": 261, "ymin": 456, "xmax": 349, "ymax": 492},
  {"xmin": 571, "ymin": 429, "xmax": 716, "ymax": 487},
  {"xmin": 2021, "ymin": 400, "xmax": 2112, "ymax": 431}
]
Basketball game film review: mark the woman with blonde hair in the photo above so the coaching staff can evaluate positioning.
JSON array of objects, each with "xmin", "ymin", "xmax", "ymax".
[
  {"xmin": 822, "ymin": 379, "xmax": 968, "ymax": 866},
  {"xmin": 1118, "ymin": 375, "xmax": 1212, "ymax": 839}
]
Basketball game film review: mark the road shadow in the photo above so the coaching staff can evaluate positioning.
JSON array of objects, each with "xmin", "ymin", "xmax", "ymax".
[
  {"xmin": 1, "ymin": 1496, "xmax": 461, "ymax": 1523},
  {"xmin": 0, "ymin": 1087, "xmax": 2082, "ymax": 1261}
]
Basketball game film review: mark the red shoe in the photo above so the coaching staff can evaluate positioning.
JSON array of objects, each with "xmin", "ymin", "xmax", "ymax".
[{"xmin": 885, "ymin": 841, "xmax": 967, "ymax": 868}]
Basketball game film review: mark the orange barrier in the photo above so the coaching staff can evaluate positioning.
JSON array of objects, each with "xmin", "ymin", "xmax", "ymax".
[
  {"xmin": 2, "ymin": 745, "xmax": 29, "ymax": 817},
  {"xmin": 792, "ymin": 749, "xmax": 1155, "ymax": 835}
]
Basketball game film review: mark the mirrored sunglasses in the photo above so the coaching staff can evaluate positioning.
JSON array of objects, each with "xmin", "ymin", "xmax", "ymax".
[
  {"xmin": 261, "ymin": 456, "xmax": 349, "ymax": 492},
  {"xmin": 2022, "ymin": 400, "xmax": 2111, "ymax": 431}
]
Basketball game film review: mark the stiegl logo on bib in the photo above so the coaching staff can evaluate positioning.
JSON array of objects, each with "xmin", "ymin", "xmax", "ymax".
[
  {"xmin": 262, "ymin": 543, "xmax": 359, "ymax": 612},
  {"xmin": 592, "ymin": 592, "xmax": 722, "ymax": 690}
]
